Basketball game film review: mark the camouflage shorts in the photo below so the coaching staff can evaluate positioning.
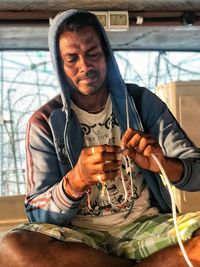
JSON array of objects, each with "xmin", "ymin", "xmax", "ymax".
[{"xmin": 13, "ymin": 212, "xmax": 200, "ymax": 261}]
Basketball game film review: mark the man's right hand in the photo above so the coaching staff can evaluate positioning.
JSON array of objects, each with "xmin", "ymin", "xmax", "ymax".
[{"xmin": 64, "ymin": 144, "xmax": 121, "ymax": 193}]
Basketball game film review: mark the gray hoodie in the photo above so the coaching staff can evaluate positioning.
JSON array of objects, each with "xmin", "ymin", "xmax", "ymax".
[{"xmin": 25, "ymin": 10, "xmax": 200, "ymax": 226}]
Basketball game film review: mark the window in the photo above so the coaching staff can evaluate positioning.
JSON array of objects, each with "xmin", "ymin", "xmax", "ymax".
[
  {"xmin": 1, "ymin": 50, "xmax": 200, "ymax": 196},
  {"xmin": 0, "ymin": 51, "xmax": 59, "ymax": 195},
  {"xmin": 115, "ymin": 51, "xmax": 200, "ymax": 90}
]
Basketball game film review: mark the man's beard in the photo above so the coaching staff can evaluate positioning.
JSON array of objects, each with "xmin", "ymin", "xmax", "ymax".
[
  {"xmin": 74, "ymin": 72, "xmax": 106, "ymax": 96},
  {"xmin": 76, "ymin": 84, "xmax": 102, "ymax": 96}
]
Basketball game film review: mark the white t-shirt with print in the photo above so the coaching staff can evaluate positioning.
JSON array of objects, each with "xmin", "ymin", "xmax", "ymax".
[{"xmin": 71, "ymin": 96, "xmax": 158, "ymax": 230}]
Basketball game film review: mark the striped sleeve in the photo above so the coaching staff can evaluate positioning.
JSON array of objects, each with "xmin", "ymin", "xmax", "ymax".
[{"xmin": 25, "ymin": 99, "xmax": 82, "ymax": 226}]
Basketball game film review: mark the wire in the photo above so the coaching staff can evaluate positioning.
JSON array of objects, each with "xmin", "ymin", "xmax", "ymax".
[
  {"xmin": 151, "ymin": 153, "xmax": 194, "ymax": 267},
  {"xmin": 104, "ymin": 156, "xmax": 128, "ymax": 207}
]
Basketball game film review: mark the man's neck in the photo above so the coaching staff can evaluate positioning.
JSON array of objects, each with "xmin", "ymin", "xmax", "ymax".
[{"xmin": 71, "ymin": 87, "xmax": 109, "ymax": 114}]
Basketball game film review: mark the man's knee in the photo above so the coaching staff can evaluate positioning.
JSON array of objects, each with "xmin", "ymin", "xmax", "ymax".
[
  {"xmin": 0, "ymin": 230, "xmax": 29, "ymax": 266},
  {"xmin": 0, "ymin": 230, "xmax": 31, "ymax": 258},
  {"xmin": 0, "ymin": 229, "xmax": 60, "ymax": 267}
]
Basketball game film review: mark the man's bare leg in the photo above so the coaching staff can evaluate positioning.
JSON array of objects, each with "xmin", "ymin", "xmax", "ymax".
[
  {"xmin": 1, "ymin": 229, "xmax": 200, "ymax": 267},
  {"xmin": 0, "ymin": 230, "xmax": 134, "ymax": 267},
  {"xmin": 137, "ymin": 228, "xmax": 200, "ymax": 267},
  {"xmin": 137, "ymin": 236, "xmax": 200, "ymax": 267}
]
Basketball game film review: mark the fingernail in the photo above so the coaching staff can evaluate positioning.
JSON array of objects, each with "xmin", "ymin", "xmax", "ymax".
[{"xmin": 120, "ymin": 144, "xmax": 126, "ymax": 151}]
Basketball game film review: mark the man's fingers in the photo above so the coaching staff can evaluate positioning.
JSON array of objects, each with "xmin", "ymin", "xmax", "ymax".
[
  {"xmin": 120, "ymin": 128, "xmax": 159, "ymax": 155},
  {"xmin": 121, "ymin": 128, "xmax": 151, "ymax": 150},
  {"xmin": 136, "ymin": 136, "xmax": 157, "ymax": 153},
  {"xmin": 94, "ymin": 169, "xmax": 121, "ymax": 183},
  {"xmin": 87, "ymin": 145, "xmax": 121, "ymax": 164},
  {"xmin": 88, "ymin": 144, "xmax": 120, "ymax": 155},
  {"xmin": 120, "ymin": 128, "xmax": 137, "ymax": 146}
]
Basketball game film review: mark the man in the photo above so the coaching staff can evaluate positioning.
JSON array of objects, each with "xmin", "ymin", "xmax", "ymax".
[{"xmin": 1, "ymin": 9, "xmax": 200, "ymax": 267}]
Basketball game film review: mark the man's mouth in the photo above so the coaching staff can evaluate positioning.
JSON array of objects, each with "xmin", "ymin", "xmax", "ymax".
[{"xmin": 78, "ymin": 70, "xmax": 98, "ymax": 84}]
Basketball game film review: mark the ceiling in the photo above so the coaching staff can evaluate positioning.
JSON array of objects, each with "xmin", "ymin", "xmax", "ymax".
[{"xmin": 1, "ymin": 0, "xmax": 200, "ymax": 51}]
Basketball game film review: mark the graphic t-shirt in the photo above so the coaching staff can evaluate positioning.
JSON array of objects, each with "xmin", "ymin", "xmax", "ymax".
[{"xmin": 71, "ymin": 96, "xmax": 158, "ymax": 230}]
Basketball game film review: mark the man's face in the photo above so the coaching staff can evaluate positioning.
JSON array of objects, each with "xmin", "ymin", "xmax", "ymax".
[{"xmin": 59, "ymin": 26, "xmax": 107, "ymax": 96}]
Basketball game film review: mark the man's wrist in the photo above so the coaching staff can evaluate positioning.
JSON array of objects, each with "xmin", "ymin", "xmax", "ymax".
[
  {"xmin": 162, "ymin": 157, "xmax": 184, "ymax": 183},
  {"xmin": 63, "ymin": 175, "xmax": 86, "ymax": 199}
]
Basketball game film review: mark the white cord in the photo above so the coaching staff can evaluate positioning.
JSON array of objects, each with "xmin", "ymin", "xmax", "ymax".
[
  {"xmin": 126, "ymin": 156, "xmax": 134, "ymax": 198},
  {"xmin": 104, "ymin": 156, "xmax": 129, "ymax": 207},
  {"xmin": 151, "ymin": 153, "xmax": 194, "ymax": 267}
]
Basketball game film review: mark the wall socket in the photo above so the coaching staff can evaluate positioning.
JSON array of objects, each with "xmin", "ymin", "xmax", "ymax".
[
  {"xmin": 108, "ymin": 11, "xmax": 129, "ymax": 30},
  {"xmin": 92, "ymin": 11, "xmax": 129, "ymax": 31},
  {"xmin": 91, "ymin": 11, "xmax": 108, "ymax": 29}
]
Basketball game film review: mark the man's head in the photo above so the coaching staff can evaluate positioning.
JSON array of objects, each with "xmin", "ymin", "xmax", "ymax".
[{"xmin": 58, "ymin": 13, "xmax": 108, "ymax": 96}]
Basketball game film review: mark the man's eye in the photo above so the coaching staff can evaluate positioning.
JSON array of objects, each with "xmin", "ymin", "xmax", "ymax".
[
  {"xmin": 89, "ymin": 53, "xmax": 97, "ymax": 56},
  {"xmin": 65, "ymin": 56, "xmax": 77, "ymax": 63},
  {"xmin": 88, "ymin": 51, "xmax": 99, "ymax": 57}
]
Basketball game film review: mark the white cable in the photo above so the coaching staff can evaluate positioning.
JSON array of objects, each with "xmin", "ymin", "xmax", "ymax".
[
  {"xmin": 104, "ymin": 160, "xmax": 128, "ymax": 207},
  {"xmin": 126, "ymin": 156, "xmax": 134, "ymax": 197},
  {"xmin": 151, "ymin": 153, "xmax": 194, "ymax": 267}
]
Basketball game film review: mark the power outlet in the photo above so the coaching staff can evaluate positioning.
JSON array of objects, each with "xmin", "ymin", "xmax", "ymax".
[
  {"xmin": 108, "ymin": 11, "xmax": 129, "ymax": 31},
  {"xmin": 91, "ymin": 11, "xmax": 108, "ymax": 29}
]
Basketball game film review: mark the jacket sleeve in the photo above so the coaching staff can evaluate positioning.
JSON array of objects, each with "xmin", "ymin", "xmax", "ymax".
[
  {"xmin": 137, "ymin": 87, "xmax": 200, "ymax": 192},
  {"xmin": 25, "ymin": 116, "xmax": 82, "ymax": 226}
]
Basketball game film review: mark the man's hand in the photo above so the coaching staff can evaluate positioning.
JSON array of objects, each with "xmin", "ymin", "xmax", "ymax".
[
  {"xmin": 120, "ymin": 128, "xmax": 183, "ymax": 183},
  {"xmin": 66, "ymin": 145, "xmax": 121, "ymax": 192}
]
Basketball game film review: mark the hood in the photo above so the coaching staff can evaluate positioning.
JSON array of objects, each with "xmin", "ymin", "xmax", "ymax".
[
  {"xmin": 48, "ymin": 10, "xmax": 128, "ymax": 109},
  {"xmin": 48, "ymin": 9, "xmax": 143, "ymax": 133}
]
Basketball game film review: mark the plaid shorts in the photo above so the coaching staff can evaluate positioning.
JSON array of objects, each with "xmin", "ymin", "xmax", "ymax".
[{"xmin": 13, "ymin": 212, "xmax": 200, "ymax": 261}]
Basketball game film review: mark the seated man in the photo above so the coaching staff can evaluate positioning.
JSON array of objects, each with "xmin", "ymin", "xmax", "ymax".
[{"xmin": 1, "ymin": 9, "xmax": 200, "ymax": 267}]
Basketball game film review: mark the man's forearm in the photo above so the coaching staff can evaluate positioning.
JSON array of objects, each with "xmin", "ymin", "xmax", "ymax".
[{"xmin": 161, "ymin": 157, "xmax": 184, "ymax": 183}]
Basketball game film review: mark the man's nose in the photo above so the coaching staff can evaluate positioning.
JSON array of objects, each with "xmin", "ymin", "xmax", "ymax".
[{"xmin": 79, "ymin": 56, "xmax": 89, "ymax": 72}]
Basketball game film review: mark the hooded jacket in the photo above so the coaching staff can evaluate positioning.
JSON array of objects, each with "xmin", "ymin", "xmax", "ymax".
[{"xmin": 25, "ymin": 10, "xmax": 200, "ymax": 226}]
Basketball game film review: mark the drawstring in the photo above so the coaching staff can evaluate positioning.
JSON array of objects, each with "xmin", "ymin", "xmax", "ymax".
[
  {"xmin": 63, "ymin": 104, "xmax": 74, "ymax": 169},
  {"xmin": 123, "ymin": 87, "xmax": 136, "ymax": 217}
]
